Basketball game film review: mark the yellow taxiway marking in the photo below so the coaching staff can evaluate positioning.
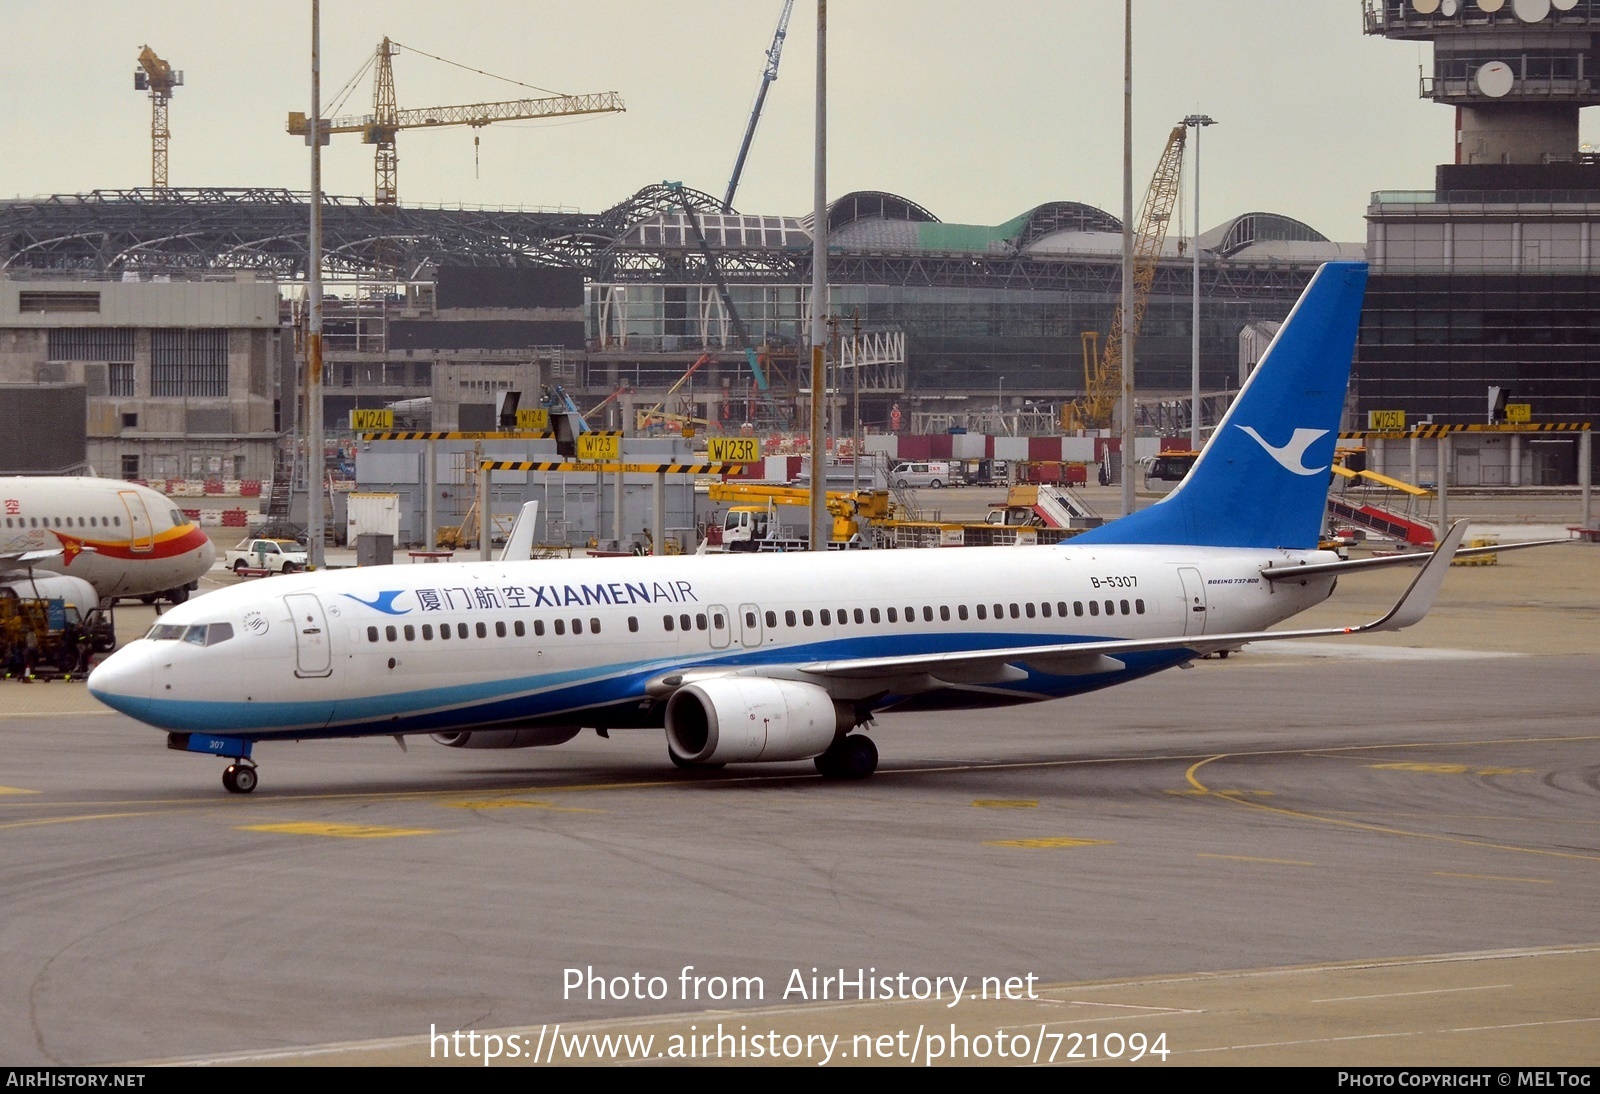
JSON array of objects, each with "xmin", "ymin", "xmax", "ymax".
[
  {"xmin": 0, "ymin": 786, "xmax": 40, "ymax": 795},
  {"xmin": 440, "ymin": 800, "xmax": 604, "ymax": 813},
  {"xmin": 1167, "ymin": 788, "xmax": 1274, "ymax": 797},
  {"xmin": 0, "ymin": 810, "xmax": 166, "ymax": 831},
  {"xmin": 984, "ymin": 836, "xmax": 1113, "ymax": 849},
  {"xmin": 972, "ymin": 799, "xmax": 1038, "ymax": 809},
  {"xmin": 235, "ymin": 821, "xmax": 439, "ymax": 839},
  {"xmin": 1433, "ymin": 871, "xmax": 1554, "ymax": 885},
  {"xmin": 1185, "ymin": 756, "xmax": 1600, "ymax": 863},
  {"xmin": 1368, "ymin": 762, "xmax": 1535, "ymax": 776},
  {"xmin": 1198, "ymin": 853, "xmax": 1314, "ymax": 867}
]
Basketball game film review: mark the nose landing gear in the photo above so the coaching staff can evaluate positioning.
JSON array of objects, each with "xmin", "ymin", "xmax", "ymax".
[
  {"xmin": 167, "ymin": 732, "xmax": 260, "ymax": 794},
  {"xmin": 222, "ymin": 762, "xmax": 259, "ymax": 794}
]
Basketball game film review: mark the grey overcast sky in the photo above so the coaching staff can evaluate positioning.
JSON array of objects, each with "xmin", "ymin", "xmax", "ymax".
[{"xmin": 3, "ymin": 2, "xmax": 1595, "ymax": 243}]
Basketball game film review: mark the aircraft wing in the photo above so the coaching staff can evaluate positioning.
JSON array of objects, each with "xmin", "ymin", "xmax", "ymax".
[
  {"xmin": 0, "ymin": 549, "xmax": 69, "ymax": 567},
  {"xmin": 1260, "ymin": 527, "xmax": 1564, "ymax": 582},
  {"xmin": 650, "ymin": 523, "xmax": 1470, "ymax": 698},
  {"xmin": 801, "ymin": 521, "xmax": 1467, "ymax": 681}
]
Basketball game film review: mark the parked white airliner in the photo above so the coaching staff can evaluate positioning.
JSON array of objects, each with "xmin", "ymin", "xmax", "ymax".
[
  {"xmin": 89, "ymin": 262, "xmax": 1470, "ymax": 794},
  {"xmin": 0, "ymin": 476, "xmax": 216, "ymax": 611}
]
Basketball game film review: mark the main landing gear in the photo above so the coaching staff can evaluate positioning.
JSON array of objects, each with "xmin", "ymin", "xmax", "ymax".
[
  {"xmin": 814, "ymin": 733, "xmax": 878, "ymax": 780},
  {"xmin": 222, "ymin": 762, "xmax": 259, "ymax": 794}
]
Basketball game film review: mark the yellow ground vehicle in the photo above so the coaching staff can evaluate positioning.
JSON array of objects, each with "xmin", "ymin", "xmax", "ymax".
[
  {"xmin": 705, "ymin": 483, "xmax": 890, "ymax": 551},
  {"xmin": 0, "ymin": 596, "xmax": 110, "ymax": 679}
]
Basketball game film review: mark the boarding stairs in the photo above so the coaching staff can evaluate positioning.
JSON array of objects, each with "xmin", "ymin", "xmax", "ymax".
[
  {"xmin": 1326, "ymin": 467, "xmax": 1437, "ymax": 546},
  {"xmin": 1029, "ymin": 484, "xmax": 1104, "ymax": 530}
]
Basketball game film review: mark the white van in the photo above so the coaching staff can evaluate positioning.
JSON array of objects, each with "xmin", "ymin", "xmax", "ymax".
[{"xmin": 890, "ymin": 460, "xmax": 952, "ymax": 488}]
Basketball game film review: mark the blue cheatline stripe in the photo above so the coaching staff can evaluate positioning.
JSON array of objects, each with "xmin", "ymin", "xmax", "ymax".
[{"xmin": 104, "ymin": 631, "xmax": 1200, "ymax": 741}]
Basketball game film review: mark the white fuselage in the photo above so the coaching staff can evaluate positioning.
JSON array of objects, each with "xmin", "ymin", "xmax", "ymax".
[
  {"xmin": 87, "ymin": 544, "xmax": 1337, "ymax": 741},
  {"xmin": 0, "ymin": 477, "xmax": 216, "ymax": 600}
]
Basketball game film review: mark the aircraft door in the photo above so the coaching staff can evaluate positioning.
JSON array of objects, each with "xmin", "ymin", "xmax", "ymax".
[
  {"xmin": 117, "ymin": 491, "xmax": 155, "ymax": 553},
  {"xmin": 708, "ymin": 604, "xmax": 731, "ymax": 649},
  {"xmin": 284, "ymin": 592, "xmax": 333, "ymax": 677},
  {"xmin": 1177, "ymin": 567, "xmax": 1207, "ymax": 636},
  {"xmin": 738, "ymin": 602, "xmax": 763, "ymax": 648}
]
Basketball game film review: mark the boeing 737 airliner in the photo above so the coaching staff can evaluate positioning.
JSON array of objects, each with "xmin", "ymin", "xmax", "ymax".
[{"xmin": 89, "ymin": 263, "xmax": 1472, "ymax": 794}]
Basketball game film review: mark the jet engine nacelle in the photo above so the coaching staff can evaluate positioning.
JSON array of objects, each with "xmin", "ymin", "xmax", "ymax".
[
  {"xmin": 665, "ymin": 677, "xmax": 849, "ymax": 764},
  {"xmin": 430, "ymin": 727, "xmax": 582, "ymax": 749},
  {"xmin": 0, "ymin": 574, "xmax": 100, "ymax": 617}
]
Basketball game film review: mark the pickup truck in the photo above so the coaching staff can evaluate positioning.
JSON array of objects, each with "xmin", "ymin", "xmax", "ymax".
[{"xmin": 225, "ymin": 538, "xmax": 309, "ymax": 575}]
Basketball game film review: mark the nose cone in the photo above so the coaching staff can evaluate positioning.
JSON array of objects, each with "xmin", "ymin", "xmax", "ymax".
[
  {"xmin": 88, "ymin": 643, "xmax": 155, "ymax": 720},
  {"xmin": 196, "ymin": 535, "xmax": 217, "ymax": 571}
]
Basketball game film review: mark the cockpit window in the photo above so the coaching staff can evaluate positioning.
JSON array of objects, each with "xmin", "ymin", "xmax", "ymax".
[
  {"xmin": 148, "ymin": 622, "xmax": 233, "ymax": 646},
  {"xmin": 170, "ymin": 509, "xmax": 188, "ymax": 526}
]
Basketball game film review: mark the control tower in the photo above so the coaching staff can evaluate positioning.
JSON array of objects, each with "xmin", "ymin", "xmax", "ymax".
[
  {"xmin": 1364, "ymin": 0, "xmax": 1600, "ymax": 183},
  {"xmin": 1359, "ymin": 0, "xmax": 1600, "ymax": 484}
]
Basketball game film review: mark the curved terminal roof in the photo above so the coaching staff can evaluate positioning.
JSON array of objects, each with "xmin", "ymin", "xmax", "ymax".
[
  {"xmin": 1200, "ymin": 212, "xmax": 1329, "ymax": 259},
  {"xmin": 826, "ymin": 191, "xmax": 940, "ymax": 233},
  {"xmin": 824, "ymin": 193, "xmax": 1127, "ymax": 255}
]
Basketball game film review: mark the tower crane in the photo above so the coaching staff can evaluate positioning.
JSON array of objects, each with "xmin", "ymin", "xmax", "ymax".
[
  {"xmin": 133, "ymin": 46, "xmax": 183, "ymax": 190},
  {"xmin": 722, "ymin": 0, "xmax": 795, "ymax": 212},
  {"xmin": 1065, "ymin": 124, "xmax": 1186, "ymax": 431},
  {"xmin": 288, "ymin": 38, "xmax": 624, "ymax": 207}
]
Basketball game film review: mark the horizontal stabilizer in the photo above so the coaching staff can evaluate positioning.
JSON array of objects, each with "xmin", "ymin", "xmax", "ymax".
[{"xmin": 1260, "ymin": 529, "xmax": 1562, "ymax": 582}]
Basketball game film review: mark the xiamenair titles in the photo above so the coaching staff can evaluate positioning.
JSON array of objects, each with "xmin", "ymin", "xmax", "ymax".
[{"xmin": 346, "ymin": 576, "xmax": 701, "ymax": 616}]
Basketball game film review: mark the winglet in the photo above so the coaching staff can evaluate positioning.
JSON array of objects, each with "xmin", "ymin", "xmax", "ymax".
[{"xmin": 1364, "ymin": 520, "xmax": 1470, "ymax": 633}]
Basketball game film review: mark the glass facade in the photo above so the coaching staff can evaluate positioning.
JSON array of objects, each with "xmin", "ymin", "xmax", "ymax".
[
  {"xmin": 588, "ymin": 281, "xmax": 1298, "ymax": 398},
  {"xmin": 1359, "ymin": 271, "xmax": 1600, "ymax": 424}
]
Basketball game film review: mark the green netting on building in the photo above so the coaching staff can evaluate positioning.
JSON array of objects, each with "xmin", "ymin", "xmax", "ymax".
[{"xmin": 917, "ymin": 211, "xmax": 1030, "ymax": 252}]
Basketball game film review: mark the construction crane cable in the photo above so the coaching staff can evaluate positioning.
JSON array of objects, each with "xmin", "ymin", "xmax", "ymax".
[
  {"xmin": 324, "ymin": 53, "xmax": 377, "ymax": 118},
  {"xmin": 389, "ymin": 40, "xmax": 568, "ymax": 98}
]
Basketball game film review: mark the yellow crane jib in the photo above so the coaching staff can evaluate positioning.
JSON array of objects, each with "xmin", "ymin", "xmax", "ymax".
[{"xmin": 286, "ymin": 37, "xmax": 624, "ymax": 207}]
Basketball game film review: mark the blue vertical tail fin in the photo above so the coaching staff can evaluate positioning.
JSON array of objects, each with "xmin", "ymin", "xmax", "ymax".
[{"xmin": 1072, "ymin": 261, "xmax": 1368, "ymax": 550}]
